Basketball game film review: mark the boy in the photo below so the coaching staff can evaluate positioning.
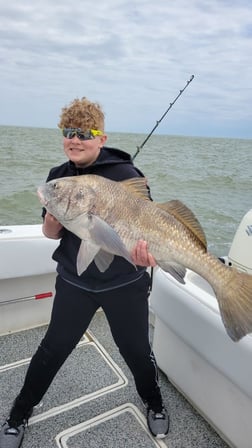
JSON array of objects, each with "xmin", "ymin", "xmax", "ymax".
[{"xmin": 0, "ymin": 97, "xmax": 169, "ymax": 448}]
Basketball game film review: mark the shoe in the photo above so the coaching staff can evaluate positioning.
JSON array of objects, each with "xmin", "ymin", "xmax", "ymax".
[
  {"xmin": 146, "ymin": 405, "xmax": 169, "ymax": 439},
  {"xmin": 0, "ymin": 419, "xmax": 26, "ymax": 448},
  {"xmin": 0, "ymin": 397, "xmax": 33, "ymax": 448}
]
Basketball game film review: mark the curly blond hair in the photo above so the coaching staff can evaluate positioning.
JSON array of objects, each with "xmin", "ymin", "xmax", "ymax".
[{"xmin": 58, "ymin": 97, "xmax": 105, "ymax": 131}]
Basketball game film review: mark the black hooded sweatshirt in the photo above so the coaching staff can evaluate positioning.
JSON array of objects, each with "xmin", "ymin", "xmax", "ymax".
[{"xmin": 42, "ymin": 146, "xmax": 148, "ymax": 292}]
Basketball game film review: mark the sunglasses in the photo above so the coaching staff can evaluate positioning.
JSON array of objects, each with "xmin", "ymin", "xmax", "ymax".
[{"xmin": 62, "ymin": 128, "xmax": 104, "ymax": 141}]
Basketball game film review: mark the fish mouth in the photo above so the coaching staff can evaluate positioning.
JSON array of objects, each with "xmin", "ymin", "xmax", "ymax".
[{"xmin": 37, "ymin": 188, "xmax": 48, "ymax": 206}]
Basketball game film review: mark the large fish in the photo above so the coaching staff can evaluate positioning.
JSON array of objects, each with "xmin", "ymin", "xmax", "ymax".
[{"xmin": 38, "ymin": 174, "xmax": 252, "ymax": 342}]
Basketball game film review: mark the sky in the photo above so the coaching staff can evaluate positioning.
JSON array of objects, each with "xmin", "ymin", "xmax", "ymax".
[{"xmin": 1, "ymin": 0, "xmax": 252, "ymax": 138}]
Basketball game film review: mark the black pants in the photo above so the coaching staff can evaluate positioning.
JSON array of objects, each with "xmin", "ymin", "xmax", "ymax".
[{"xmin": 17, "ymin": 273, "xmax": 161, "ymax": 410}]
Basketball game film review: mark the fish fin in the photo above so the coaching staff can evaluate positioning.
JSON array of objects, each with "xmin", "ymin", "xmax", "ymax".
[
  {"xmin": 94, "ymin": 250, "xmax": 115, "ymax": 272},
  {"xmin": 156, "ymin": 200, "xmax": 207, "ymax": 251},
  {"xmin": 77, "ymin": 240, "xmax": 100, "ymax": 275},
  {"xmin": 158, "ymin": 261, "xmax": 186, "ymax": 284},
  {"xmin": 214, "ymin": 266, "xmax": 252, "ymax": 342},
  {"xmin": 120, "ymin": 177, "xmax": 150, "ymax": 200},
  {"xmin": 89, "ymin": 215, "xmax": 136, "ymax": 268}
]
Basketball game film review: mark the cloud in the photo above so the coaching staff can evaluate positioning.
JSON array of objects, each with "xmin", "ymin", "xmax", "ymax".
[{"xmin": 0, "ymin": 0, "xmax": 252, "ymax": 137}]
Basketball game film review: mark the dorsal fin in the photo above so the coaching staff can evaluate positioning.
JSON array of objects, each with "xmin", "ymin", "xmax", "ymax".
[
  {"xmin": 156, "ymin": 199, "xmax": 207, "ymax": 251},
  {"xmin": 120, "ymin": 177, "xmax": 150, "ymax": 200}
]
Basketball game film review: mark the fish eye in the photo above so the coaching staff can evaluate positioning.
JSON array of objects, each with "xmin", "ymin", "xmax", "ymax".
[{"xmin": 75, "ymin": 188, "xmax": 84, "ymax": 200}]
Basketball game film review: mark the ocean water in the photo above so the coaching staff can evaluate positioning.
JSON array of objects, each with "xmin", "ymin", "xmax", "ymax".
[{"xmin": 0, "ymin": 125, "xmax": 251, "ymax": 256}]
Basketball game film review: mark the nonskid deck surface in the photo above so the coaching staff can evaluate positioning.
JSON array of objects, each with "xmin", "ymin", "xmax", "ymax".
[{"xmin": 0, "ymin": 311, "xmax": 229, "ymax": 448}]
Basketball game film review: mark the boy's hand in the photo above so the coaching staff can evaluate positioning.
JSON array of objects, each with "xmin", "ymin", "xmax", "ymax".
[
  {"xmin": 131, "ymin": 240, "xmax": 157, "ymax": 267},
  {"xmin": 43, "ymin": 212, "xmax": 64, "ymax": 239}
]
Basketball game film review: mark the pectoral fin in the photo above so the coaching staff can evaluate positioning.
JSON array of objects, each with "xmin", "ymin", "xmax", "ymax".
[{"xmin": 89, "ymin": 215, "xmax": 135, "ymax": 268}]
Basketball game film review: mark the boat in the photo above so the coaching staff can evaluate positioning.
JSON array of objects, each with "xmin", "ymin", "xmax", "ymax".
[
  {"xmin": 150, "ymin": 209, "xmax": 252, "ymax": 448},
  {"xmin": 1, "ymin": 211, "xmax": 251, "ymax": 448}
]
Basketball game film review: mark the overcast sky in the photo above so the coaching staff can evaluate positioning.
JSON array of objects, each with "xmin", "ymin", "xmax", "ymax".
[{"xmin": 1, "ymin": 0, "xmax": 252, "ymax": 138}]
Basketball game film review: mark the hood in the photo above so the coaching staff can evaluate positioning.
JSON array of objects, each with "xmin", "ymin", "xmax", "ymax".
[{"xmin": 68, "ymin": 146, "xmax": 133, "ymax": 175}]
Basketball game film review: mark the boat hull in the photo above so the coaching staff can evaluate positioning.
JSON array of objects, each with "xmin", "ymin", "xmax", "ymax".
[
  {"xmin": 150, "ymin": 267, "xmax": 252, "ymax": 448},
  {"xmin": 0, "ymin": 225, "xmax": 57, "ymax": 335}
]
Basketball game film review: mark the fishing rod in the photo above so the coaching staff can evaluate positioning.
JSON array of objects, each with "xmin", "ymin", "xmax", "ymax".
[{"xmin": 132, "ymin": 74, "xmax": 195, "ymax": 160}]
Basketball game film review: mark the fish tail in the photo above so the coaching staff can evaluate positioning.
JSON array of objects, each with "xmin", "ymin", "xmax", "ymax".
[{"xmin": 215, "ymin": 268, "xmax": 252, "ymax": 342}]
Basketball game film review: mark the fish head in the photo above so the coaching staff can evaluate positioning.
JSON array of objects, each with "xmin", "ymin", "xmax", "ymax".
[{"xmin": 37, "ymin": 176, "xmax": 95, "ymax": 222}]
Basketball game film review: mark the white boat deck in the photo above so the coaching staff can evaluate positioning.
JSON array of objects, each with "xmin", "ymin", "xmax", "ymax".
[{"xmin": 0, "ymin": 310, "xmax": 230, "ymax": 448}]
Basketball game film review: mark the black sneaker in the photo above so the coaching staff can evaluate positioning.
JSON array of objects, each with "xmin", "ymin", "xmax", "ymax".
[
  {"xmin": 0, "ymin": 418, "xmax": 26, "ymax": 448},
  {"xmin": 146, "ymin": 405, "xmax": 169, "ymax": 439}
]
